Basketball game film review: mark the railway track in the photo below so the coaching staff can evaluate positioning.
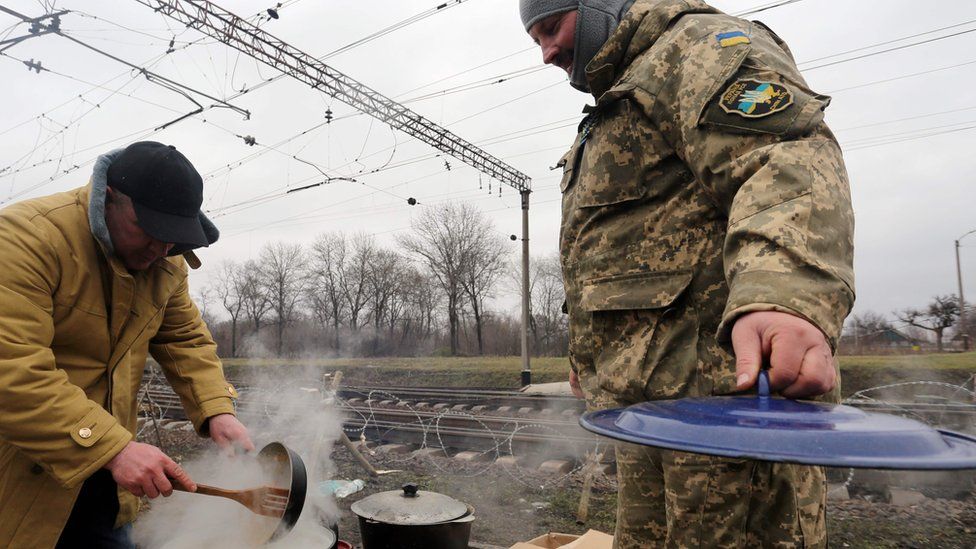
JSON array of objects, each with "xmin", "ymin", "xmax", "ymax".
[
  {"xmin": 138, "ymin": 382, "xmax": 976, "ymax": 472},
  {"xmin": 138, "ymin": 383, "xmax": 603, "ymax": 471}
]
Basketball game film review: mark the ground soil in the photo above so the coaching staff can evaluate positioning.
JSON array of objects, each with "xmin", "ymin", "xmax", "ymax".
[{"xmin": 143, "ymin": 426, "xmax": 976, "ymax": 548}]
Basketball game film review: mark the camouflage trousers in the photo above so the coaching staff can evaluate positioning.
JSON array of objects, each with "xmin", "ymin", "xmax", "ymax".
[{"xmin": 613, "ymin": 441, "xmax": 828, "ymax": 548}]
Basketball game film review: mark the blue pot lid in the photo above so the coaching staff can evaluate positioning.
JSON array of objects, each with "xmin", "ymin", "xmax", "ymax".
[{"xmin": 580, "ymin": 373, "xmax": 976, "ymax": 470}]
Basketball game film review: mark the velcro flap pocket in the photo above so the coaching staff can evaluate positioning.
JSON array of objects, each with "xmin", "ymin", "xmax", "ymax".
[
  {"xmin": 557, "ymin": 147, "xmax": 578, "ymax": 193},
  {"xmin": 70, "ymin": 406, "xmax": 116, "ymax": 448},
  {"xmin": 581, "ymin": 270, "xmax": 694, "ymax": 312}
]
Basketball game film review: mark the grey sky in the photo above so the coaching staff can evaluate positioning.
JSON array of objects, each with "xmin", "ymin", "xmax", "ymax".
[{"xmin": 1, "ymin": 0, "xmax": 974, "ymax": 324}]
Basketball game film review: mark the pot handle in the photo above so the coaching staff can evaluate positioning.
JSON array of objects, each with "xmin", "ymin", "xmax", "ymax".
[{"xmin": 402, "ymin": 483, "xmax": 419, "ymax": 498}]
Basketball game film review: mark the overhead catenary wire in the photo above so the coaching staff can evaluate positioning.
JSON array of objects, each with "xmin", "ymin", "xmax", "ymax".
[
  {"xmin": 1, "ymin": 0, "xmax": 976, "ymax": 241},
  {"xmin": 801, "ymin": 25, "xmax": 976, "ymax": 72},
  {"xmin": 733, "ymin": 0, "xmax": 804, "ymax": 17},
  {"xmin": 221, "ymin": 0, "xmax": 475, "ymax": 102}
]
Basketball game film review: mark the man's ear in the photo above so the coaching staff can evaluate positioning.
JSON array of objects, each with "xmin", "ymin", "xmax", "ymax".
[{"xmin": 105, "ymin": 185, "xmax": 115, "ymax": 203}]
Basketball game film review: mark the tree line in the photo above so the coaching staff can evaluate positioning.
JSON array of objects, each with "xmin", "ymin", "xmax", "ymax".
[
  {"xmin": 199, "ymin": 203, "xmax": 569, "ymax": 358},
  {"xmin": 843, "ymin": 295, "xmax": 975, "ymax": 354}
]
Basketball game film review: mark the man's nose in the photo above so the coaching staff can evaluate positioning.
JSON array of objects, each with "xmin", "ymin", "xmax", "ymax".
[
  {"xmin": 150, "ymin": 239, "xmax": 174, "ymax": 256},
  {"xmin": 541, "ymin": 41, "xmax": 560, "ymax": 66}
]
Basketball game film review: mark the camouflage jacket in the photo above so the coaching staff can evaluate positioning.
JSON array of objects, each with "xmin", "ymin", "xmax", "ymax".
[{"xmin": 559, "ymin": 0, "xmax": 855, "ymax": 407}]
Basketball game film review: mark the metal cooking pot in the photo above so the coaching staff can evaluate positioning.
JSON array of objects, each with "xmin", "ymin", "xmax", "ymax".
[
  {"xmin": 350, "ymin": 483, "xmax": 475, "ymax": 549},
  {"xmin": 258, "ymin": 442, "xmax": 308, "ymax": 541}
]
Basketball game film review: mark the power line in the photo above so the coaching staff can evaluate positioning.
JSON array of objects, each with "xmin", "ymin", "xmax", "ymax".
[
  {"xmin": 803, "ymin": 26, "xmax": 976, "ymax": 72},
  {"xmin": 323, "ymin": 0, "xmax": 469, "ymax": 60},
  {"xmin": 825, "ymin": 58, "xmax": 976, "ymax": 95},
  {"xmin": 733, "ymin": 0, "xmax": 804, "ymax": 17},
  {"xmin": 222, "ymin": 0, "xmax": 475, "ymax": 102},
  {"xmin": 799, "ymin": 18, "xmax": 976, "ymax": 66}
]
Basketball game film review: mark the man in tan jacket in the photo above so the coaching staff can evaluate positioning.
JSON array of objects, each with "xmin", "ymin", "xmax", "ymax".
[{"xmin": 0, "ymin": 141, "xmax": 254, "ymax": 548}]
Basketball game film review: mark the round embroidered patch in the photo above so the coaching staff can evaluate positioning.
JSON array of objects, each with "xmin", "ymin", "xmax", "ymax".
[{"xmin": 719, "ymin": 79, "xmax": 794, "ymax": 118}]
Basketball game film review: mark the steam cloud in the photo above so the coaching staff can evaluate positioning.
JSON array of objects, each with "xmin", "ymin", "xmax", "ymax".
[{"xmin": 133, "ymin": 368, "xmax": 342, "ymax": 548}]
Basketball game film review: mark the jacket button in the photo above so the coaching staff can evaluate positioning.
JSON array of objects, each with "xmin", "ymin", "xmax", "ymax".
[
  {"xmin": 78, "ymin": 427, "xmax": 93, "ymax": 439},
  {"xmin": 30, "ymin": 464, "xmax": 43, "ymax": 475}
]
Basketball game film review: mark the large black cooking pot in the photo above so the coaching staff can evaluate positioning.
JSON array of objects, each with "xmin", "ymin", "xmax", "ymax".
[{"xmin": 350, "ymin": 483, "xmax": 474, "ymax": 549}]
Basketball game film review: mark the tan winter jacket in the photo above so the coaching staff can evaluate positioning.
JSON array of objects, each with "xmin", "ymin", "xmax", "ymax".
[{"xmin": 0, "ymin": 156, "xmax": 236, "ymax": 547}]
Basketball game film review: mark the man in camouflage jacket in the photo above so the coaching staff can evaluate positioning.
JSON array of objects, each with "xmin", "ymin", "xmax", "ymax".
[{"xmin": 520, "ymin": 0, "xmax": 855, "ymax": 547}]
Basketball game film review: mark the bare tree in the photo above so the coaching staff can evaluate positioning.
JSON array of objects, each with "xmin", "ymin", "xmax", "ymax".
[
  {"xmin": 897, "ymin": 295, "xmax": 960, "ymax": 352},
  {"xmin": 213, "ymin": 260, "xmax": 251, "ymax": 357},
  {"xmin": 459, "ymin": 224, "xmax": 509, "ymax": 355},
  {"xmin": 399, "ymin": 204, "xmax": 479, "ymax": 356},
  {"xmin": 402, "ymin": 269, "xmax": 441, "ymax": 345},
  {"xmin": 342, "ymin": 233, "xmax": 375, "ymax": 332},
  {"xmin": 367, "ymin": 250, "xmax": 402, "ymax": 331},
  {"xmin": 258, "ymin": 242, "xmax": 309, "ymax": 356},
  {"xmin": 531, "ymin": 254, "xmax": 567, "ymax": 356},
  {"xmin": 240, "ymin": 259, "xmax": 271, "ymax": 335},
  {"xmin": 309, "ymin": 233, "xmax": 349, "ymax": 351}
]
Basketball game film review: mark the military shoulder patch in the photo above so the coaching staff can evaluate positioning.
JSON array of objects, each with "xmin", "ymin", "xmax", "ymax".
[
  {"xmin": 716, "ymin": 31, "xmax": 750, "ymax": 48},
  {"xmin": 719, "ymin": 79, "xmax": 793, "ymax": 118}
]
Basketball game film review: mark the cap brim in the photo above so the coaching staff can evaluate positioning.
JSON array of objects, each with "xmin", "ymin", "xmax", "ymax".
[{"xmin": 131, "ymin": 201, "xmax": 210, "ymax": 248}]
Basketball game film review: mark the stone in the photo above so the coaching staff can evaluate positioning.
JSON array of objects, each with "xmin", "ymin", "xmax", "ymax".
[
  {"xmin": 375, "ymin": 443, "xmax": 411, "ymax": 454},
  {"xmin": 888, "ymin": 488, "xmax": 926, "ymax": 506},
  {"xmin": 412, "ymin": 447, "xmax": 449, "ymax": 459},
  {"xmin": 827, "ymin": 483, "xmax": 850, "ymax": 501},
  {"xmin": 538, "ymin": 460, "xmax": 573, "ymax": 474},
  {"xmin": 494, "ymin": 455, "xmax": 524, "ymax": 468},
  {"xmin": 454, "ymin": 450, "xmax": 492, "ymax": 462}
]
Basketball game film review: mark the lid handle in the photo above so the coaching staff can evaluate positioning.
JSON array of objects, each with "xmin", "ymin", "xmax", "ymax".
[
  {"xmin": 402, "ymin": 483, "xmax": 418, "ymax": 498},
  {"xmin": 758, "ymin": 370, "xmax": 770, "ymax": 398},
  {"xmin": 758, "ymin": 370, "xmax": 771, "ymax": 411}
]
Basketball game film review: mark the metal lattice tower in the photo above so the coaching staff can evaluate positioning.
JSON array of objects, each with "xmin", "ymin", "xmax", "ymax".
[{"xmin": 133, "ymin": 0, "xmax": 532, "ymax": 193}]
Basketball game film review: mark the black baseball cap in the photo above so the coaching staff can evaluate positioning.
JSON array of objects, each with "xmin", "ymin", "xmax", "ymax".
[{"xmin": 107, "ymin": 141, "xmax": 209, "ymax": 248}]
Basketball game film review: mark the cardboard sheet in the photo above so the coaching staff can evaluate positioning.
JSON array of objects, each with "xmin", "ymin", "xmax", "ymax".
[{"xmin": 509, "ymin": 529, "xmax": 612, "ymax": 549}]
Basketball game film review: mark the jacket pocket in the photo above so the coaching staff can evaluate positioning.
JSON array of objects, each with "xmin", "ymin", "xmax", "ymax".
[
  {"xmin": 581, "ymin": 271, "xmax": 693, "ymax": 403},
  {"xmin": 557, "ymin": 146, "xmax": 578, "ymax": 193},
  {"xmin": 574, "ymin": 96, "xmax": 657, "ymax": 208}
]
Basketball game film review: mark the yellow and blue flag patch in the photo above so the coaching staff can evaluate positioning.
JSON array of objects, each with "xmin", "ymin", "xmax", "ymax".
[{"xmin": 716, "ymin": 31, "xmax": 750, "ymax": 48}]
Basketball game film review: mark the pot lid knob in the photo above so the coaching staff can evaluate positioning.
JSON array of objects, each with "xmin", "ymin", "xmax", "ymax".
[{"xmin": 402, "ymin": 483, "xmax": 419, "ymax": 498}]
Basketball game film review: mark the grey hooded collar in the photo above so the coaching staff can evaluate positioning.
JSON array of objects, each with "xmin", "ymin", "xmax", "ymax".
[{"xmin": 89, "ymin": 148, "xmax": 122, "ymax": 256}]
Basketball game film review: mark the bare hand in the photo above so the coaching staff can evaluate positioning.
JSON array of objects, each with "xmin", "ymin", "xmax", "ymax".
[
  {"xmin": 732, "ymin": 311, "xmax": 836, "ymax": 399},
  {"xmin": 207, "ymin": 413, "xmax": 255, "ymax": 455},
  {"xmin": 569, "ymin": 370, "xmax": 584, "ymax": 399},
  {"xmin": 104, "ymin": 441, "xmax": 195, "ymax": 498}
]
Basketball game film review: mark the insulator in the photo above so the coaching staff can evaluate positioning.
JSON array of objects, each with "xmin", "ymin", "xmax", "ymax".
[{"xmin": 266, "ymin": 8, "xmax": 279, "ymax": 19}]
